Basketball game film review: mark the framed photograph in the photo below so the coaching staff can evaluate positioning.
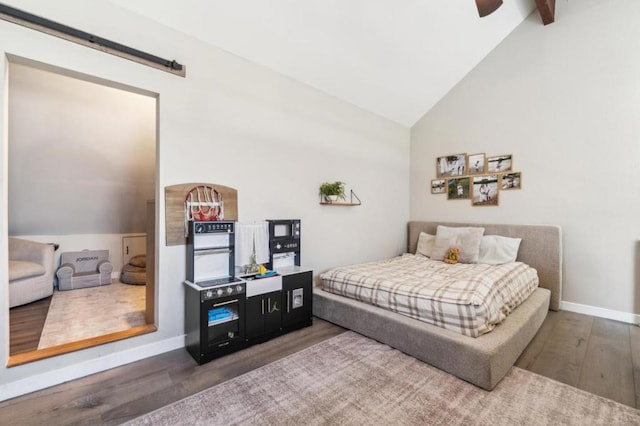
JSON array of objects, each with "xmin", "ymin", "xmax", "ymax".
[
  {"xmin": 472, "ymin": 175, "xmax": 499, "ymax": 206},
  {"xmin": 468, "ymin": 153, "xmax": 486, "ymax": 175},
  {"xmin": 431, "ymin": 179, "xmax": 446, "ymax": 194},
  {"xmin": 487, "ymin": 155, "xmax": 512, "ymax": 173},
  {"xmin": 436, "ymin": 153, "xmax": 467, "ymax": 178},
  {"xmin": 501, "ymin": 172, "xmax": 521, "ymax": 190},
  {"xmin": 447, "ymin": 177, "xmax": 470, "ymax": 200}
]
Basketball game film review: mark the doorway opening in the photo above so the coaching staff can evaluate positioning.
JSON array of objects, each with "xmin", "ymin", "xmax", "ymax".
[{"xmin": 6, "ymin": 58, "xmax": 158, "ymax": 366}]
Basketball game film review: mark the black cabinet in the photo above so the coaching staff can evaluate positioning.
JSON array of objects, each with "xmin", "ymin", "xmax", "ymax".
[
  {"xmin": 282, "ymin": 270, "xmax": 313, "ymax": 331},
  {"xmin": 245, "ymin": 290, "xmax": 282, "ymax": 342}
]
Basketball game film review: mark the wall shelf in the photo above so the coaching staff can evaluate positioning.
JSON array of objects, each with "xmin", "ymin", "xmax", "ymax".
[{"xmin": 319, "ymin": 190, "xmax": 361, "ymax": 206}]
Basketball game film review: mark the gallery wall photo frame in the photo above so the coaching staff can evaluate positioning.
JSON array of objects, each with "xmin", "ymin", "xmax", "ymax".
[
  {"xmin": 487, "ymin": 154, "xmax": 512, "ymax": 173},
  {"xmin": 471, "ymin": 175, "xmax": 499, "ymax": 206},
  {"xmin": 436, "ymin": 153, "xmax": 467, "ymax": 178},
  {"xmin": 468, "ymin": 153, "xmax": 486, "ymax": 175},
  {"xmin": 430, "ymin": 151, "xmax": 518, "ymax": 207},
  {"xmin": 501, "ymin": 172, "xmax": 522, "ymax": 190},
  {"xmin": 447, "ymin": 177, "xmax": 470, "ymax": 200},
  {"xmin": 431, "ymin": 179, "xmax": 446, "ymax": 194}
]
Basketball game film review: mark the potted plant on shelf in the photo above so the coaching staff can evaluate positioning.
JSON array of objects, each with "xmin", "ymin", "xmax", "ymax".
[{"xmin": 319, "ymin": 181, "xmax": 346, "ymax": 203}]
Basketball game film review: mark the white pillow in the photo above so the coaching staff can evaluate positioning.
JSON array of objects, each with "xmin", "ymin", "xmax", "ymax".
[
  {"xmin": 416, "ymin": 232, "xmax": 435, "ymax": 258},
  {"xmin": 431, "ymin": 226, "xmax": 485, "ymax": 264},
  {"xmin": 478, "ymin": 235, "xmax": 522, "ymax": 264}
]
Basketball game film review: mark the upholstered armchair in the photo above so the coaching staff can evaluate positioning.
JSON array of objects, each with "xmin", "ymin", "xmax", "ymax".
[
  {"xmin": 56, "ymin": 249, "xmax": 113, "ymax": 290},
  {"xmin": 8, "ymin": 238, "xmax": 55, "ymax": 308}
]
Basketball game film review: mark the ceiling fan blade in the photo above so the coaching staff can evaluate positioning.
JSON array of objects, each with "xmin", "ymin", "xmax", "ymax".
[{"xmin": 476, "ymin": 0, "xmax": 503, "ymax": 17}]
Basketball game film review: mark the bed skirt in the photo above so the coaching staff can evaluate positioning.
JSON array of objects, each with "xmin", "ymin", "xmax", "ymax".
[{"xmin": 313, "ymin": 285, "xmax": 550, "ymax": 390}]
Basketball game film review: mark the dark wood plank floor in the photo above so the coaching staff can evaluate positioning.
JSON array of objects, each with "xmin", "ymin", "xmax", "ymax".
[
  {"xmin": 0, "ymin": 318, "xmax": 347, "ymax": 426},
  {"xmin": 9, "ymin": 296, "xmax": 51, "ymax": 355},
  {"xmin": 2, "ymin": 311, "xmax": 639, "ymax": 426},
  {"xmin": 516, "ymin": 310, "xmax": 639, "ymax": 408}
]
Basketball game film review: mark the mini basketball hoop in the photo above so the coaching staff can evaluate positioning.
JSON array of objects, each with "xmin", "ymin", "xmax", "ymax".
[{"xmin": 184, "ymin": 185, "xmax": 224, "ymax": 236}]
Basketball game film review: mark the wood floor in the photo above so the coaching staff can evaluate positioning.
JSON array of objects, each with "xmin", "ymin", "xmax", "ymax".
[
  {"xmin": 9, "ymin": 296, "xmax": 51, "ymax": 354},
  {"xmin": 516, "ymin": 309, "xmax": 640, "ymax": 408},
  {"xmin": 2, "ymin": 311, "xmax": 639, "ymax": 425}
]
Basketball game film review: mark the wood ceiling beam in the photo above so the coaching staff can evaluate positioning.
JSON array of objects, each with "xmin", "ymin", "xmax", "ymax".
[{"xmin": 535, "ymin": 0, "xmax": 555, "ymax": 25}]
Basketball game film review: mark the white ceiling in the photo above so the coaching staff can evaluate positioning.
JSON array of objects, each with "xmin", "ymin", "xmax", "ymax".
[{"xmin": 110, "ymin": 0, "xmax": 537, "ymax": 127}]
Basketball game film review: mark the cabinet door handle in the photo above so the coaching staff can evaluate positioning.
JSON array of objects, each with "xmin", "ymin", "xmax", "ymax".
[
  {"xmin": 261, "ymin": 299, "xmax": 265, "ymax": 315},
  {"xmin": 287, "ymin": 291, "xmax": 290, "ymax": 313}
]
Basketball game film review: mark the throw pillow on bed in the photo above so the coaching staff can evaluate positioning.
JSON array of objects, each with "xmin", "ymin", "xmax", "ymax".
[
  {"xmin": 431, "ymin": 225, "xmax": 485, "ymax": 264},
  {"xmin": 416, "ymin": 232, "xmax": 435, "ymax": 257},
  {"xmin": 478, "ymin": 235, "xmax": 522, "ymax": 264}
]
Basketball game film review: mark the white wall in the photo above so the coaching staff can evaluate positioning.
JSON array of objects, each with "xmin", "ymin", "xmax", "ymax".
[
  {"xmin": 0, "ymin": 1, "xmax": 409, "ymax": 399},
  {"xmin": 8, "ymin": 62, "xmax": 156, "ymax": 236},
  {"xmin": 411, "ymin": 0, "xmax": 640, "ymax": 319}
]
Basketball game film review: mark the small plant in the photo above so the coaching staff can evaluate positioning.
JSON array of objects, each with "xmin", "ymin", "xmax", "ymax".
[{"xmin": 319, "ymin": 181, "xmax": 346, "ymax": 201}]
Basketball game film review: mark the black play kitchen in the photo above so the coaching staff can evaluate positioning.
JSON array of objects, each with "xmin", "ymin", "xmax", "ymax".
[{"xmin": 184, "ymin": 219, "xmax": 312, "ymax": 364}]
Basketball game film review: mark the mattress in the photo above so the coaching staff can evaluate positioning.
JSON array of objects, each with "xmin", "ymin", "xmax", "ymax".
[{"xmin": 320, "ymin": 254, "xmax": 539, "ymax": 337}]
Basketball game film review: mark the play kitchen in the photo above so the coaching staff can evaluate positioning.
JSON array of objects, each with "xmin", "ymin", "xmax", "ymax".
[{"xmin": 184, "ymin": 219, "xmax": 312, "ymax": 365}]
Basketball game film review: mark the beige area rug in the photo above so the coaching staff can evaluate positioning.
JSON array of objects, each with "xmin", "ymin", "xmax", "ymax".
[
  {"xmin": 38, "ymin": 281, "xmax": 146, "ymax": 349},
  {"xmin": 126, "ymin": 331, "xmax": 640, "ymax": 426}
]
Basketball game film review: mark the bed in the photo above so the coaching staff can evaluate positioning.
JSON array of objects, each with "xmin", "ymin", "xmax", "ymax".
[{"xmin": 313, "ymin": 221, "xmax": 562, "ymax": 390}]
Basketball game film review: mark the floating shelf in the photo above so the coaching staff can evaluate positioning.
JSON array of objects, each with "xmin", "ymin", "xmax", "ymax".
[{"xmin": 320, "ymin": 190, "xmax": 361, "ymax": 206}]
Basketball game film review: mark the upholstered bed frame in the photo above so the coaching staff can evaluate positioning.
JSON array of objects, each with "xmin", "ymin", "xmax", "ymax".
[{"xmin": 313, "ymin": 221, "xmax": 562, "ymax": 390}]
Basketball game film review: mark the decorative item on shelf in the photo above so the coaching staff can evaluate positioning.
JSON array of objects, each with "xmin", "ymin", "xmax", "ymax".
[
  {"xmin": 319, "ymin": 181, "xmax": 346, "ymax": 203},
  {"xmin": 443, "ymin": 247, "xmax": 460, "ymax": 264},
  {"xmin": 319, "ymin": 181, "xmax": 362, "ymax": 206}
]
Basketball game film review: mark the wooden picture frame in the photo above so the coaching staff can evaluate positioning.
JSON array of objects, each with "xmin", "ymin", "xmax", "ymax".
[
  {"xmin": 447, "ymin": 177, "xmax": 470, "ymax": 200},
  {"xmin": 471, "ymin": 175, "xmax": 499, "ymax": 206},
  {"xmin": 487, "ymin": 154, "xmax": 512, "ymax": 173},
  {"xmin": 468, "ymin": 153, "xmax": 486, "ymax": 175},
  {"xmin": 501, "ymin": 172, "xmax": 522, "ymax": 190},
  {"xmin": 436, "ymin": 153, "xmax": 467, "ymax": 178},
  {"xmin": 431, "ymin": 179, "xmax": 446, "ymax": 194}
]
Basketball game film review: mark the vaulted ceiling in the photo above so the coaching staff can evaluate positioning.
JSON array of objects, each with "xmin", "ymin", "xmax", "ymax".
[{"xmin": 110, "ymin": 1, "xmax": 543, "ymax": 127}]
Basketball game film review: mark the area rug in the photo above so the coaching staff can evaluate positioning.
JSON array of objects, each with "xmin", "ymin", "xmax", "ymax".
[
  {"xmin": 126, "ymin": 331, "xmax": 640, "ymax": 426},
  {"xmin": 38, "ymin": 281, "xmax": 145, "ymax": 349}
]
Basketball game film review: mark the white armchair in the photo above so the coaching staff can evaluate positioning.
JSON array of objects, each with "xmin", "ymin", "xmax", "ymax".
[{"xmin": 9, "ymin": 238, "xmax": 55, "ymax": 308}]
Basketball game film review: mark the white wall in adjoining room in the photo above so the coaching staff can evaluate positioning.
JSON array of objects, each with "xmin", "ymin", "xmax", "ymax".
[
  {"xmin": 8, "ymin": 62, "xmax": 156, "ymax": 236},
  {"xmin": 410, "ymin": 0, "xmax": 640, "ymax": 319},
  {"xmin": 0, "ymin": 0, "xmax": 409, "ymax": 400}
]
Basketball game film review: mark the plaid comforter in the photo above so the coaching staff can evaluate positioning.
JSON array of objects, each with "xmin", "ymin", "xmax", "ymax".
[{"xmin": 320, "ymin": 254, "xmax": 539, "ymax": 337}]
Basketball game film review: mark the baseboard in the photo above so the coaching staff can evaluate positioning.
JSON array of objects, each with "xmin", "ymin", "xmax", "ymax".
[
  {"xmin": 560, "ymin": 301, "xmax": 640, "ymax": 325},
  {"xmin": 0, "ymin": 334, "xmax": 185, "ymax": 402}
]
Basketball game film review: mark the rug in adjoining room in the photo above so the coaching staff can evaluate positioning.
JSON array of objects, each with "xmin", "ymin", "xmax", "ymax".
[
  {"xmin": 38, "ymin": 281, "xmax": 146, "ymax": 349},
  {"xmin": 126, "ymin": 331, "xmax": 640, "ymax": 426}
]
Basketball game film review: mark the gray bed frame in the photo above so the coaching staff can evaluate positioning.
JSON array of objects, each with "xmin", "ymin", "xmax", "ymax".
[{"xmin": 313, "ymin": 221, "xmax": 562, "ymax": 390}]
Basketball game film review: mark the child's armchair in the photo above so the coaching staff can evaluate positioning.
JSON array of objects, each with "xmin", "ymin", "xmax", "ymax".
[{"xmin": 56, "ymin": 249, "xmax": 113, "ymax": 290}]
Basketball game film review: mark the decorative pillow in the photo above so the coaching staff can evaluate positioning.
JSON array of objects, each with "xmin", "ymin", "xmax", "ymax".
[
  {"xmin": 128, "ymin": 254, "xmax": 147, "ymax": 268},
  {"xmin": 416, "ymin": 232, "xmax": 435, "ymax": 258},
  {"xmin": 478, "ymin": 235, "xmax": 522, "ymax": 264},
  {"xmin": 431, "ymin": 226, "xmax": 485, "ymax": 264}
]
